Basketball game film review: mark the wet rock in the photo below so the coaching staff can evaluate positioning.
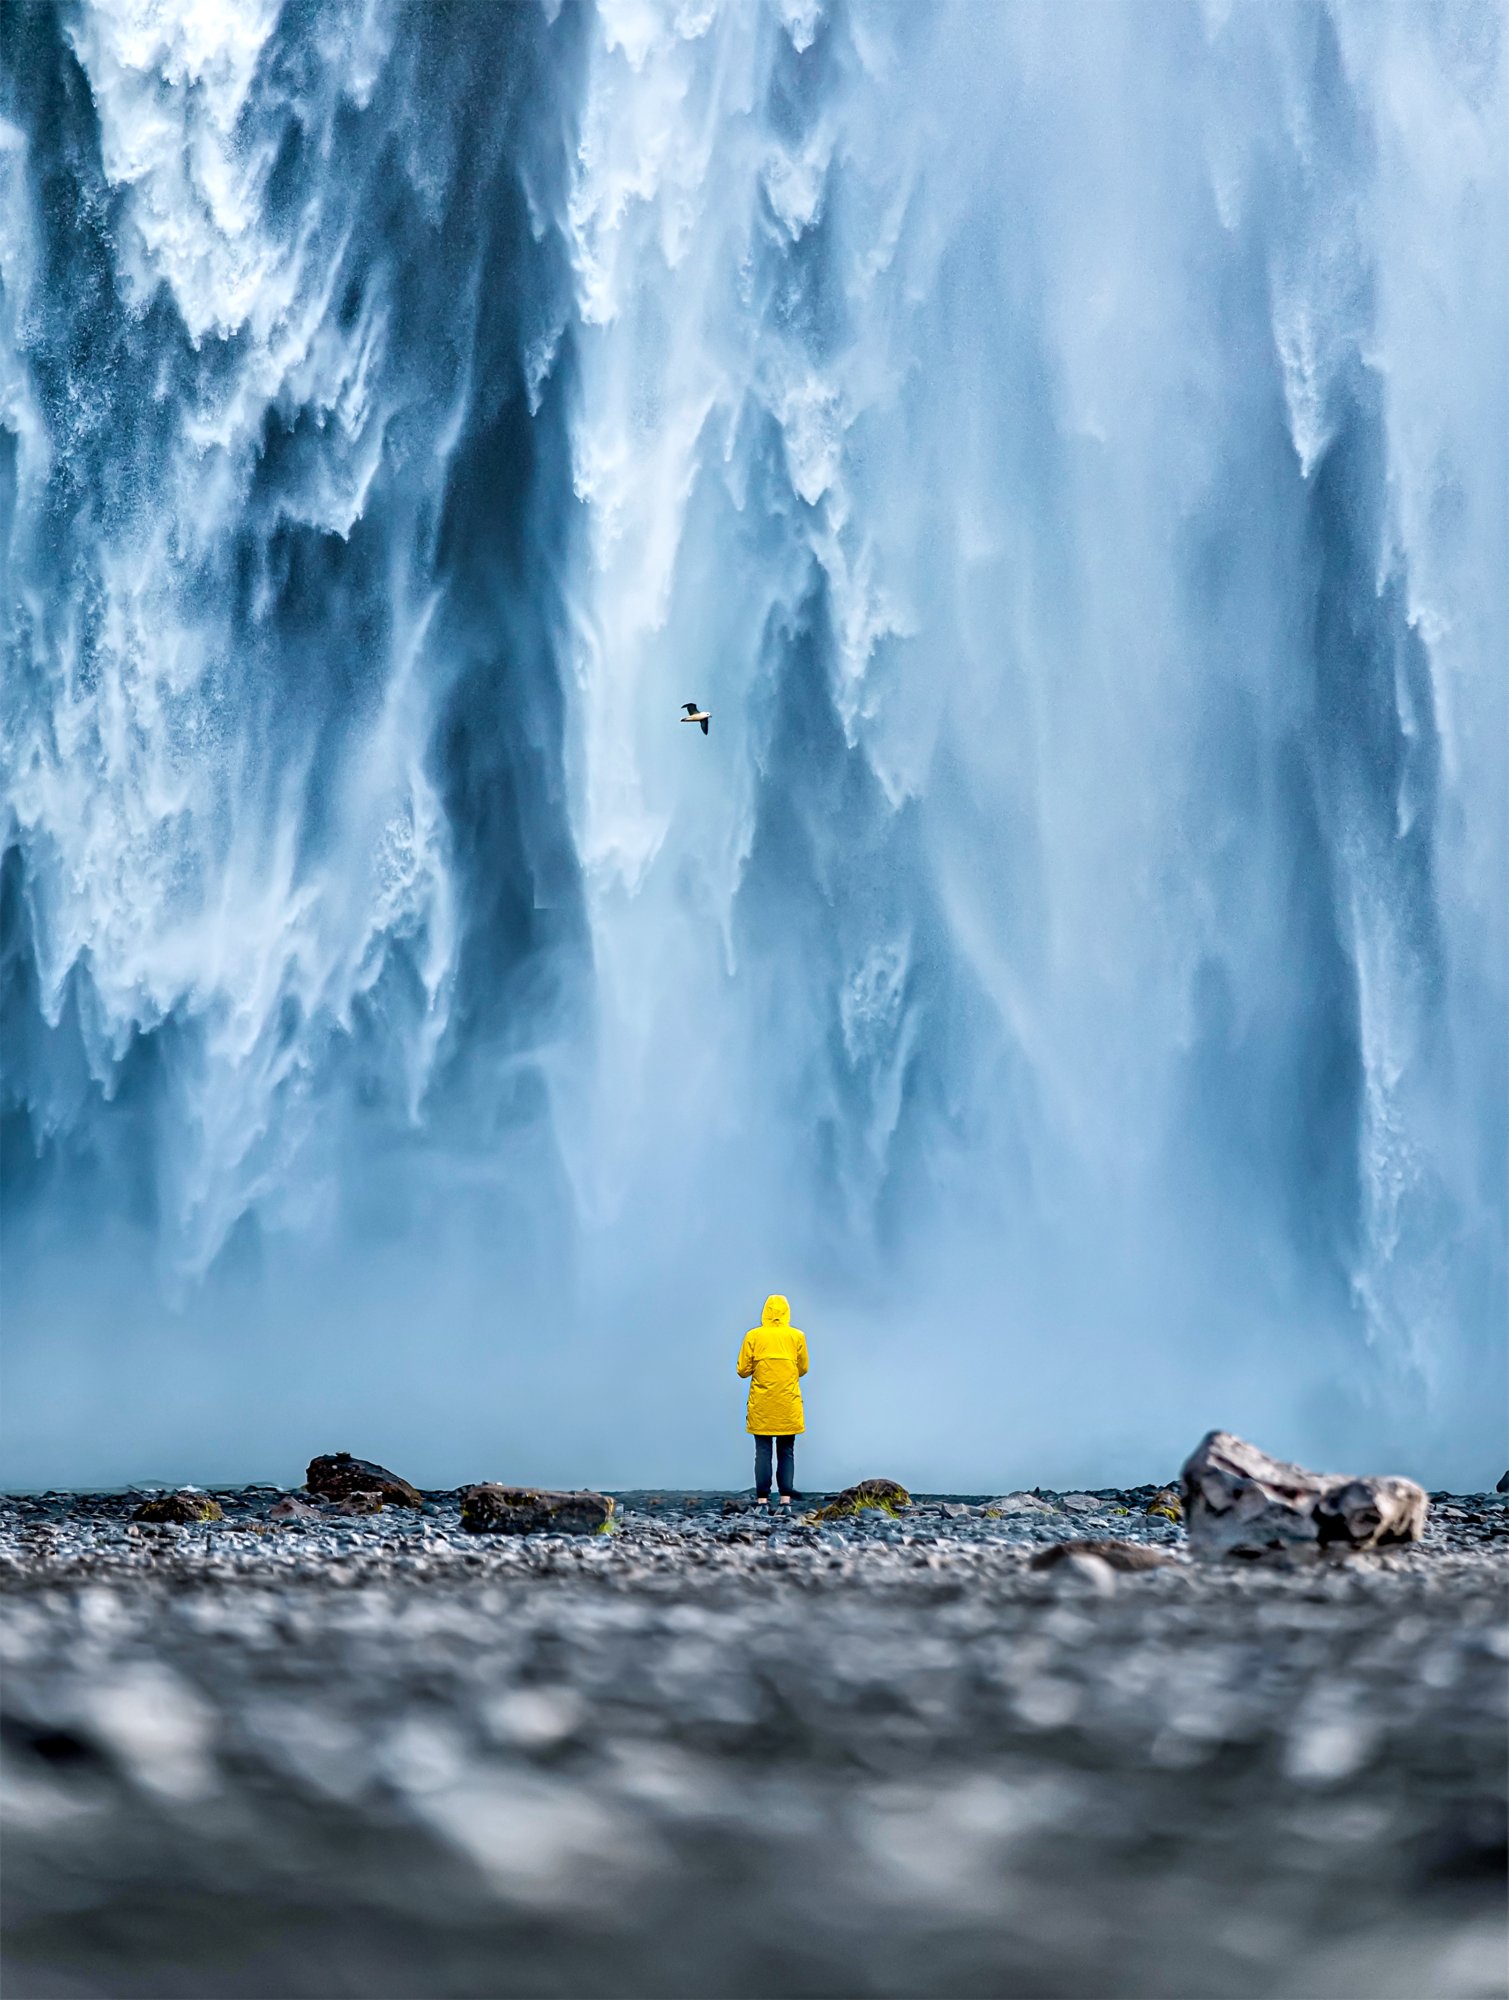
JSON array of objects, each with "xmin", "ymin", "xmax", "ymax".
[
  {"xmin": 1030, "ymin": 1539, "xmax": 1173, "ymax": 1573},
  {"xmin": 1182, "ymin": 1431, "xmax": 1428, "ymax": 1559},
  {"xmin": 1497, "ymin": 1471, "xmax": 1509, "ymax": 1495},
  {"xmin": 132, "ymin": 1493, "xmax": 224, "ymax": 1526},
  {"xmin": 1146, "ymin": 1487, "xmax": 1183, "ymax": 1522},
  {"xmin": 459, "ymin": 1485, "xmax": 615, "ymax": 1536},
  {"xmin": 305, "ymin": 1453, "xmax": 422, "ymax": 1508},
  {"xmin": 810, "ymin": 1479, "xmax": 910, "ymax": 1522},
  {"xmin": 1047, "ymin": 1552, "xmax": 1117, "ymax": 1593}
]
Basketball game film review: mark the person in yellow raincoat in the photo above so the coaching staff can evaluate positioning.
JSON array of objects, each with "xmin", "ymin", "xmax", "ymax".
[{"xmin": 737, "ymin": 1294, "xmax": 808, "ymax": 1508}]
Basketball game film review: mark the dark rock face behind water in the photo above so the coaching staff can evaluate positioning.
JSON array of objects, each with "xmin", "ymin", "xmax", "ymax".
[{"xmin": 1, "ymin": 1486, "xmax": 1505, "ymax": 1999}]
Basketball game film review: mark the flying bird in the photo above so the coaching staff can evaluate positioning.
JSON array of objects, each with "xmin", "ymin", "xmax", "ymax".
[{"xmin": 681, "ymin": 702, "xmax": 710, "ymax": 735}]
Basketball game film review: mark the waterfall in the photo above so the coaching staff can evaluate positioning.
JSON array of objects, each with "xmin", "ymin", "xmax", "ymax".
[{"xmin": 2, "ymin": 0, "xmax": 1503, "ymax": 1488}]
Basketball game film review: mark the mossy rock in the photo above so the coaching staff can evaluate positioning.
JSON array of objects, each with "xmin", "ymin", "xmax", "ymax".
[
  {"xmin": 133, "ymin": 1492, "xmax": 224, "ymax": 1525},
  {"xmin": 810, "ymin": 1478, "xmax": 911, "ymax": 1522},
  {"xmin": 1145, "ymin": 1486, "xmax": 1183, "ymax": 1523}
]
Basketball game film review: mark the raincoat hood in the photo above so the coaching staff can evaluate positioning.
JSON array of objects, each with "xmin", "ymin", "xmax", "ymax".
[{"xmin": 762, "ymin": 1295, "xmax": 790, "ymax": 1326}]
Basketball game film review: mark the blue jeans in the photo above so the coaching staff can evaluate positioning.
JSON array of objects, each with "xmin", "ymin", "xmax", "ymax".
[{"xmin": 754, "ymin": 1434, "xmax": 795, "ymax": 1499}]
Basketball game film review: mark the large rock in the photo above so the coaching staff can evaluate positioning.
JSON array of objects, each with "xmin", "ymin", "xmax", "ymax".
[
  {"xmin": 132, "ymin": 1491, "xmax": 224, "ymax": 1525},
  {"xmin": 305, "ymin": 1452, "xmax": 422, "ymax": 1508},
  {"xmin": 459, "ymin": 1485, "xmax": 615, "ymax": 1536},
  {"xmin": 1181, "ymin": 1431, "xmax": 1428, "ymax": 1559},
  {"xmin": 1497, "ymin": 1471, "xmax": 1509, "ymax": 1495}
]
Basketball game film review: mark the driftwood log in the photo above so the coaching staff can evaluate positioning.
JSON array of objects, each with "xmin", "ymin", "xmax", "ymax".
[
  {"xmin": 460, "ymin": 1485, "xmax": 615, "ymax": 1536},
  {"xmin": 1181, "ymin": 1431, "xmax": 1428, "ymax": 1559}
]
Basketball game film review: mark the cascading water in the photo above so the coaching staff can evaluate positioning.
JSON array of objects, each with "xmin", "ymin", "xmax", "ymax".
[{"xmin": 2, "ymin": 0, "xmax": 1504, "ymax": 1490}]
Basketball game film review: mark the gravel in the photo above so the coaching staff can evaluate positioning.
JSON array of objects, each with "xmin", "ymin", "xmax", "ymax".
[{"xmin": 2, "ymin": 1485, "xmax": 1505, "ymax": 1998}]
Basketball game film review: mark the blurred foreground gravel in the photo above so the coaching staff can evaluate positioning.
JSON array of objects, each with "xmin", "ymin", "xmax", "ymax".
[{"xmin": 2, "ymin": 1486, "xmax": 1505, "ymax": 1999}]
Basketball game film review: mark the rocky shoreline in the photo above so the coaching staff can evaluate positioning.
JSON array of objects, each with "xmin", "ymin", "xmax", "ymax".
[{"xmin": 3, "ymin": 1482, "xmax": 1506, "ymax": 1998}]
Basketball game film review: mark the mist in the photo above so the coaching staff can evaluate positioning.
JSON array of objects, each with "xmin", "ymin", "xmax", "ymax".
[{"xmin": 2, "ymin": 0, "xmax": 1505, "ymax": 1495}]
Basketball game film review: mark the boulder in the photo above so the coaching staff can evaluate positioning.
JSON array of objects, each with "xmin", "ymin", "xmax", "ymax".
[
  {"xmin": 132, "ymin": 1492, "xmax": 223, "ymax": 1525},
  {"xmin": 809, "ymin": 1478, "xmax": 910, "ymax": 1522},
  {"xmin": 268, "ymin": 1497, "xmax": 320, "ymax": 1523},
  {"xmin": 1029, "ymin": 1539, "xmax": 1173, "ymax": 1573},
  {"xmin": 985, "ymin": 1492, "xmax": 1056, "ymax": 1516},
  {"xmin": 1181, "ymin": 1431, "xmax": 1428, "ymax": 1559},
  {"xmin": 1497, "ymin": 1471, "xmax": 1509, "ymax": 1495},
  {"xmin": 459, "ymin": 1485, "xmax": 615, "ymax": 1536},
  {"xmin": 334, "ymin": 1491, "xmax": 384, "ymax": 1515},
  {"xmin": 1145, "ymin": 1487, "xmax": 1183, "ymax": 1523},
  {"xmin": 305, "ymin": 1452, "xmax": 422, "ymax": 1508}
]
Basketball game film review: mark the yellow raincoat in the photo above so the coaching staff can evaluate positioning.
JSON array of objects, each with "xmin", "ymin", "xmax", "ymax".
[{"xmin": 737, "ymin": 1295, "xmax": 808, "ymax": 1435}]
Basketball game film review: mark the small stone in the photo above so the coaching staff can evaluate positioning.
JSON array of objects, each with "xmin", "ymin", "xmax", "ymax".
[
  {"xmin": 459, "ymin": 1485, "xmax": 615, "ymax": 1536},
  {"xmin": 132, "ymin": 1492, "xmax": 224, "ymax": 1526},
  {"xmin": 483, "ymin": 1688, "xmax": 584, "ymax": 1750},
  {"xmin": 305, "ymin": 1453, "xmax": 423, "ymax": 1508},
  {"xmin": 1047, "ymin": 1552, "xmax": 1117, "ymax": 1594},
  {"xmin": 81, "ymin": 1665, "xmax": 215, "ymax": 1801},
  {"xmin": 1029, "ymin": 1539, "xmax": 1172, "ymax": 1573}
]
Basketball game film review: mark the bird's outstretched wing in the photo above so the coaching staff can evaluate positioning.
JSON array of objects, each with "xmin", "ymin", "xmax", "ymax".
[
  {"xmin": 682, "ymin": 702, "xmax": 699, "ymax": 714},
  {"xmin": 699, "ymin": 717, "xmax": 709, "ymax": 734}
]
